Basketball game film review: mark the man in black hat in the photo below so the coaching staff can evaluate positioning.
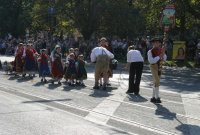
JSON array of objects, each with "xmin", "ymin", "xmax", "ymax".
[{"xmin": 147, "ymin": 36, "xmax": 167, "ymax": 103}]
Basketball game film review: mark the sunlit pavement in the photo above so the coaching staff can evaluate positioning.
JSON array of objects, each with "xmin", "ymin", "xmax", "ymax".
[{"xmin": 0, "ymin": 55, "xmax": 200, "ymax": 135}]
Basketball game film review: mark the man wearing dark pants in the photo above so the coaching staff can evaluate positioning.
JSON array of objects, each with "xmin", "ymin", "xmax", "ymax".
[{"xmin": 126, "ymin": 46, "xmax": 144, "ymax": 95}]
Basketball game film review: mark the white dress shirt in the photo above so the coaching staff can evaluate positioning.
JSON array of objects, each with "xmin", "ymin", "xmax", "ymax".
[
  {"xmin": 147, "ymin": 50, "xmax": 167, "ymax": 64},
  {"xmin": 127, "ymin": 50, "xmax": 144, "ymax": 63},
  {"xmin": 90, "ymin": 47, "xmax": 114, "ymax": 62}
]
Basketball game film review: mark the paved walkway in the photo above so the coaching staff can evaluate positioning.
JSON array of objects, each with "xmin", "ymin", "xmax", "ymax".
[{"xmin": 1, "ymin": 55, "xmax": 200, "ymax": 135}]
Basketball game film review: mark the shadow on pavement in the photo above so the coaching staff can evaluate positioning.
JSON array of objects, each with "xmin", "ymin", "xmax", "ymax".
[
  {"xmin": 127, "ymin": 94, "xmax": 148, "ymax": 102},
  {"xmin": 17, "ymin": 77, "xmax": 33, "ymax": 82},
  {"xmin": 176, "ymin": 124, "xmax": 200, "ymax": 135},
  {"xmin": 47, "ymin": 83, "xmax": 62, "ymax": 90},
  {"xmin": 155, "ymin": 104, "xmax": 193, "ymax": 134},
  {"xmin": 89, "ymin": 89, "xmax": 113, "ymax": 98},
  {"xmin": 155, "ymin": 104, "xmax": 177, "ymax": 120},
  {"xmin": 22, "ymin": 98, "xmax": 72, "ymax": 103},
  {"xmin": 62, "ymin": 85, "xmax": 84, "ymax": 91},
  {"xmin": 8, "ymin": 75, "xmax": 20, "ymax": 80},
  {"xmin": 33, "ymin": 82, "xmax": 46, "ymax": 86}
]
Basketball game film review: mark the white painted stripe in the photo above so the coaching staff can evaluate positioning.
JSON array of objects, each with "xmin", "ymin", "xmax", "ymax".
[{"xmin": 85, "ymin": 79, "xmax": 126, "ymax": 124}]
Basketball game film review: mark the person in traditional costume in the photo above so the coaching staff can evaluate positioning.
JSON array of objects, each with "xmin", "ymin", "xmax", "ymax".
[
  {"xmin": 14, "ymin": 43, "xmax": 25, "ymax": 75},
  {"xmin": 64, "ymin": 48, "xmax": 74, "ymax": 83},
  {"xmin": 50, "ymin": 45, "xmax": 64, "ymax": 84},
  {"xmin": 102, "ymin": 40, "xmax": 113, "ymax": 86},
  {"xmin": 38, "ymin": 49, "xmax": 50, "ymax": 83},
  {"xmin": 74, "ymin": 48, "xmax": 79, "ymax": 61},
  {"xmin": 65, "ymin": 53, "xmax": 77, "ymax": 86},
  {"xmin": 75, "ymin": 54, "xmax": 87, "ymax": 86},
  {"xmin": 23, "ymin": 43, "xmax": 39, "ymax": 78},
  {"xmin": 65, "ymin": 48, "xmax": 74, "ymax": 61},
  {"xmin": 147, "ymin": 37, "xmax": 167, "ymax": 103},
  {"xmin": 90, "ymin": 37, "xmax": 114, "ymax": 90}
]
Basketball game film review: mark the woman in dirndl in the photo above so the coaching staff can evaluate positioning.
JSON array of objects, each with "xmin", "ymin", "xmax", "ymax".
[
  {"xmin": 14, "ymin": 43, "xmax": 25, "ymax": 75},
  {"xmin": 23, "ymin": 43, "xmax": 39, "ymax": 78},
  {"xmin": 50, "ymin": 45, "xmax": 64, "ymax": 84}
]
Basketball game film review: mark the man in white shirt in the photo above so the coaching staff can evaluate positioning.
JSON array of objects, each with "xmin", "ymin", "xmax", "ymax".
[
  {"xmin": 147, "ymin": 37, "xmax": 167, "ymax": 103},
  {"xmin": 126, "ymin": 45, "xmax": 144, "ymax": 95},
  {"xmin": 90, "ymin": 37, "xmax": 114, "ymax": 90}
]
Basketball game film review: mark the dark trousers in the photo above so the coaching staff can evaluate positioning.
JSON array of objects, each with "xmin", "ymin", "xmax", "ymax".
[{"xmin": 128, "ymin": 62, "xmax": 143, "ymax": 94}]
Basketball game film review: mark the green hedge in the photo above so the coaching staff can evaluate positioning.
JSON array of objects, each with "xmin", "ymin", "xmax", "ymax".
[{"xmin": 163, "ymin": 60, "xmax": 196, "ymax": 68}]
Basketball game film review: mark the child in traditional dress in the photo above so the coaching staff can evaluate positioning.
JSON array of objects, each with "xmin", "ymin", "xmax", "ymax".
[
  {"xmin": 64, "ymin": 48, "xmax": 74, "ymax": 83},
  {"xmin": 76, "ymin": 54, "xmax": 87, "ymax": 86},
  {"xmin": 65, "ymin": 53, "xmax": 77, "ymax": 86},
  {"xmin": 38, "ymin": 49, "xmax": 50, "ymax": 83},
  {"xmin": 66, "ymin": 48, "xmax": 74, "ymax": 61}
]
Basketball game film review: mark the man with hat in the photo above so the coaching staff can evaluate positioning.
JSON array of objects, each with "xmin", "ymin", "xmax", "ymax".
[
  {"xmin": 90, "ymin": 37, "xmax": 114, "ymax": 90},
  {"xmin": 147, "ymin": 36, "xmax": 167, "ymax": 103}
]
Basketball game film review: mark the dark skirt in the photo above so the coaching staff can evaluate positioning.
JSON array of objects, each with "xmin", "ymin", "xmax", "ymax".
[
  {"xmin": 25, "ymin": 57, "xmax": 37, "ymax": 72},
  {"xmin": 51, "ymin": 60, "xmax": 63, "ymax": 79},
  {"xmin": 65, "ymin": 67, "xmax": 77, "ymax": 79},
  {"xmin": 15, "ymin": 56, "xmax": 24, "ymax": 73},
  {"xmin": 76, "ymin": 67, "xmax": 87, "ymax": 80},
  {"xmin": 39, "ymin": 63, "xmax": 50, "ymax": 77}
]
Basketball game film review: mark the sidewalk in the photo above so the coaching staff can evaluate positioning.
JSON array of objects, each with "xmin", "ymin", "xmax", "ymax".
[{"xmin": 0, "ymin": 55, "xmax": 200, "ymax": 134}]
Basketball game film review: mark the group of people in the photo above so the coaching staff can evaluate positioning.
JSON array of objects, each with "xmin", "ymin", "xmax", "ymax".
[
  {"xmin": 1, "ymin": 36, "xmax": 167, "ymax": 104},
  {"xmin": 125, "ymin": 36, "xmax": 167, "ymax": 104},
  {"xmin": 4, "ymin": 42, "xmax": 88, "ymax": 86}
]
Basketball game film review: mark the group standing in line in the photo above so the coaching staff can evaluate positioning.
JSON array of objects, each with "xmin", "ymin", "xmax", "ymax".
[{"xmin": 1, "ymin": 36, "xmax": 167, "ymax": 104}]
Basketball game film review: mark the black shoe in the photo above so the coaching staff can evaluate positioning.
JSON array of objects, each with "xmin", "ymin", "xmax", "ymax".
[
  {"xmin": 80, "ymin": 83, "xmax": 86, "ymax": 87},
  {"xmin": 22, "ymin": 74, "xmax": 26, "ymax": 77},
  {"xmin": 107, "ymin": 83, "xmax": 111, "ymax": 86},
  {"xmin": 93, "ymin": 86, "xmax": 99, "ymax": 89},
  {"xmin": 126, "ymin": 91, "xmax": 133, "ymax": 94},
  {"xmin": 71, "ymin": 83, "xmax": 75, "ymax": 87},
  {"xmin": 44, "ymin": 79, "xmax": 47, "ymax": 83},
  {"xmin": 150, "ymin": 97, "xmax": 156, "ymax": 103},
  {"xmin": 155, "ymin": 98, "xmax": 162, "ymax": 104},
  {"xmin": 100, "ymin": 84, "xmax": 103, "ymax": 87},
  {"xmin": 76, "ymin": 81, "xmax": 80, "ymax": 85},
  {"xmin": 41, "ymin": 79, "xmax": 44, "ymax": 82},
  {"xmin": 58, "ymin": 81, "xmax": 61, "ymax": 85}
]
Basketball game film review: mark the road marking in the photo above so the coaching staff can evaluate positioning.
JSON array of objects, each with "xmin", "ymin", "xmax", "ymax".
[{"xmin": 0, "ymin": 86, "xmax": 176, "ymax": 135}]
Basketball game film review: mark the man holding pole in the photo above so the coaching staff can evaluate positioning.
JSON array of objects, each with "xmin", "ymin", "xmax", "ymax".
[{"xmin": 147, "ymin": 36, "xmax": 167, "ymax": 104}]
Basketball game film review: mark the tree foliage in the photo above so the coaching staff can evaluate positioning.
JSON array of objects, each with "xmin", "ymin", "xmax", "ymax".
[{"xmin": 0, "ymin": 0, "xmax": 200, "ymax": 40}]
